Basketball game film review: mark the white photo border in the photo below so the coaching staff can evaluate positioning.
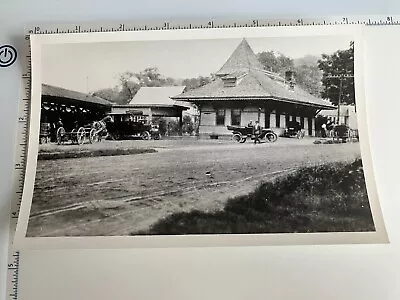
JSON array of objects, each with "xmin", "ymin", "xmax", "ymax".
[{"xmin": 14, "ymin": 24, "xmax": 389, "ymax": 249}]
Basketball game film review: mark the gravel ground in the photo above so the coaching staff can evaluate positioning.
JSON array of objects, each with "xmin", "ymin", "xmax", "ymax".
[{"xmin": 27, "ymin": 138, "xmax": 362, "ymax": 237}]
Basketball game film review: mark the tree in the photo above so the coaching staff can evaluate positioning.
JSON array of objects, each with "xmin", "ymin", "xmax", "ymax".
[
  {"xmin": 92, "ymin": 68, "xmax": 212, "ymax": 105},
  {"xmin": 166, "ymin": 119, "xmax": 181, "ymax": 136},
  {"xmin": 117, "ymin": 72, "xmax": 141, "ymax": 104},
  {"xmin": 182, "ymin": 115, "xmax": 194, "ymax": 135},
  {"xmin": 182, "ymin": 76, "xmax": 212, "ymax": 91},
  {"xmin": 92, "ymin": 88, "xmax": 119, "ymax": 102},
  {"xmin": 257, "ymin": 52, "xmax": 322, "ymax": 96},
  {"xmin": 318, "ymin": 42, "xmax": 355, "ymax": 105},
  {"xmin": 293, "ymin": 61, "xmax": 323, "ymax": 96},
  {"xmin": 257, "ymin": 51, "xmax": 294, "ymax": 75},
  {"xmin": 93, "ymin": 67, "xmax": 180, "ymax": 105}
]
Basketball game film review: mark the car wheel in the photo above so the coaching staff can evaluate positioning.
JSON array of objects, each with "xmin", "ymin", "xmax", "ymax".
[
  {"xmin": 112, "ymin": 132, "xmax": 120, "ymax": 140},
  {"xmin": 141, "ymin": 131, "xmax": 151, "ymax": 140},
  {"xmin": 265, "ymin": 132, "xmax": 278, "ymax": 143},
  {"xmin": 232, "ymin": 133, "xmax": 242, "ymax": 143}
]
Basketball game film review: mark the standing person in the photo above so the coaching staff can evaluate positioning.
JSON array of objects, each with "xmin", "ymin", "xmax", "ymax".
[
  {"xmin": 326, "ymin": 118, "xmax": 334, "ymax": 138},
  {"xmin": 321, "ymin": 122, "xmax": 327, "ymax": 138},
  {"xmin": 57, "ymin": 118, "xmax": 63, "ymax": 129},
  {"xmin": 253, "ymin": 120, "xmax": 261, "ymax": 144}
]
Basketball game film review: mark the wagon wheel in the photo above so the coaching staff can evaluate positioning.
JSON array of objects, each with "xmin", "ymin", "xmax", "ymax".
[
  {"xmin": 100, "ymin": 129, "xmax": 108, "ymax": 141},
  {"xmin": 71, "ymin": 129, "xmax": 77, "ymax": 144},
  {"xmin": 239, "ymin": 137, "xmax": 246, "ymax": 143},
  {"xmin": 40, "ymin": 136, "xmax": 49, "ymax": 144},
  {"xmin": 141, "ymin": 131, "xmax": 151, "ymax": 140},
  {"xmin": 297, "ymin": 130, "xmax": 305, "ymax": 139},
  {"xmin": 232, "ymin": 133, "xmax": 242, "ymax": 143},
  {"xmin": 153, "ymin": 133, "xmax": 161, "ymax": 140},
  {"xmin": 76, "ymin": 127, "xmax": 86, "ymax": 145},
  {"xmin": 111, "ymin": 131, "xmax": 121, "ymax": 140},
  {"xmin": 56, "ymin": 127, "xmax": 66, "ymax": 145},
  {"xmin": 265, "ymin": 132, "xmax": 278, "ymax": 143},
  {"xmin": 89, "ymin": 128, "xmax": 99, "ymax": 144}
]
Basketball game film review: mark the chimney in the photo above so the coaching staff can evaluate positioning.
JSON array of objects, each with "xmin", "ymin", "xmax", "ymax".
[{"xmin": 285, "ymin": 70, "xmax": 295, "ymax": 90}]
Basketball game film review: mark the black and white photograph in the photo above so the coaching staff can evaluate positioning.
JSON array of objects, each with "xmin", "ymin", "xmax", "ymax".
[{"xmin": 16, "ymin": 26, "xmax": 386, "ymax": 246}]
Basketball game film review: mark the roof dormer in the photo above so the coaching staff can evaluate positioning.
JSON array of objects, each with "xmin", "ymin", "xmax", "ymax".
[{"xmin": 221, "ymin": 72, "xmax": 247, "ymax": 88}]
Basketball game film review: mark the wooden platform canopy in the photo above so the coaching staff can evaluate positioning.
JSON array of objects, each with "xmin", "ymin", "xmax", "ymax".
[{"xmin": 41, "ymin": 84, "xmax": 113, "ymax": 130}]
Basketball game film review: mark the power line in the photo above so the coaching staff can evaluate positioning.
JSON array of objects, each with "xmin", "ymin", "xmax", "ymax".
[{"xmin": 325, "ymin": 74, "xmax": 354, "ymax": 124}]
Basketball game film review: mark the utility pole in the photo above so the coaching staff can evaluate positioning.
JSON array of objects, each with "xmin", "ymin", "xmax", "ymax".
[
  {"xmin": 326, "ymin": 74, "xmax": 354, "ymax": 125},
  {"xmin": 337, "ymin": 77, "xmax": 343, "ymax": 124}
]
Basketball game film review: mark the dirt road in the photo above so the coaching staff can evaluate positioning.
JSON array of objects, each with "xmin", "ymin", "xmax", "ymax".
[{"xmin": 27, "ymin": 139, "xmax": 362, "ymax": 237}]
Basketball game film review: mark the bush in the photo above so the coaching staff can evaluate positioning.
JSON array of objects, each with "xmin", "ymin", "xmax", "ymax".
[{"xmin": 136, "ymin": 158, "xmax": 375, "ymax": 235}]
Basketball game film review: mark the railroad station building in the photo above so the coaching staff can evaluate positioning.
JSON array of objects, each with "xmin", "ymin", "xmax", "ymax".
[
  {"xmin": 110, "ymin": 86, "xmax": 193, "ymax": 129},
  {"xmin": 171, "ymin": 38, "xmax": 335, "ymax": 137}
]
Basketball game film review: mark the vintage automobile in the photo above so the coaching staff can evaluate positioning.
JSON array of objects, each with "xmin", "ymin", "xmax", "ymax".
[
  {"xmin": 226, "ymin": 125, "xmax": 278, "ymax": 143},
  {"xmin": 332, "ymin": 124, "xmax": 354, "ymax": 143},
  {"xmin": 283, "ymin": 120, "xmax": 305, "ymax": 139},
  {"xmin": 105, "ymin": 111, "xmax": 161, "ymax": 140}
]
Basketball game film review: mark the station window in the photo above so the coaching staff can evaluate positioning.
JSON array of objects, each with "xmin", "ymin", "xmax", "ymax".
[
  {"xmin": 231, "ymin": 109, "xmax": 241, "ymax": 126},
  {"xmin": 216, "ymin": 109, "xmax": 226, "ymax": 126}
]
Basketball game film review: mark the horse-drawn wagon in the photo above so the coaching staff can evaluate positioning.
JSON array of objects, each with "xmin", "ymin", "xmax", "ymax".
[{"xmin": 56, "ymin": 116, "xmax": 111, "ymax": 145}]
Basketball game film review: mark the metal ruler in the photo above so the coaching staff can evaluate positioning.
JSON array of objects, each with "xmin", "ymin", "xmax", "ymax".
[
  {"xmin": 4, "ymin": 14, "xmax": 399, "ymax": 300},
  {"xmin": 25, "ymin": 15, "xmax": 399, "ymax": 35}
]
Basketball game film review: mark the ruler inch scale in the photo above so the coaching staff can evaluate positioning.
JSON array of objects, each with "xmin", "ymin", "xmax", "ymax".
[
  {"xmin": 25, "ymin": 15, "xmax": 400, "ymax": 36},
  {"xmin": 5, "ymin": 15, "xmax": 400, "ymax": 300},
  {"xmin": 6, "ymin": 33, "xmax": 31, "ymax": 300}
]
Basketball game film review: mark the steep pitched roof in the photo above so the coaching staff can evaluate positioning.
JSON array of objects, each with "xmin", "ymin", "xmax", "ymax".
[
  {"xmin": 129, "ymin": 86, "xmax": 190, "ymax": 108},
  {"xmin": 42, "ymin": 84, "xmax": 112, "ymax": 106},
  {"xmin": 172, "ymin": 38, "xmax": 334, "ymax": 109},
  {"xmin": 216, "ymin": 38, "xmax": 265, "ymax": 76}
]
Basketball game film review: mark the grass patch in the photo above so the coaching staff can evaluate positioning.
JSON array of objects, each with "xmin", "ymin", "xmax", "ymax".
[
  {"xmin": 136, "ymin": 158, "xmax": 375, "ymax": 235},
  {"xmin": 38, "ymin": 148, "xmax": 157, "ymax": 160}
]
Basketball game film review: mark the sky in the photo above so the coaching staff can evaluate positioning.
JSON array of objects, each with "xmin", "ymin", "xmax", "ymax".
[{"xmin": 42, "ymin": 35, "xmax": 352, "ymax": 93}]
